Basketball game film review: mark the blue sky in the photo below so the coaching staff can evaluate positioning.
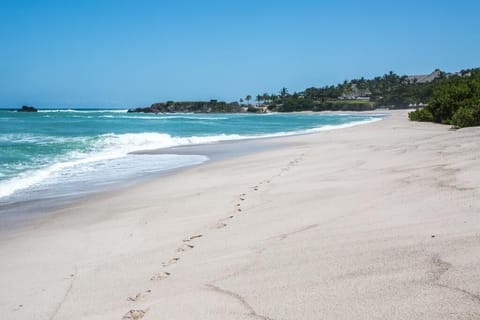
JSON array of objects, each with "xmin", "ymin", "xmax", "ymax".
[{"xmin": 0, "ymin": 0, "xmax": 479, "ymax": 108}]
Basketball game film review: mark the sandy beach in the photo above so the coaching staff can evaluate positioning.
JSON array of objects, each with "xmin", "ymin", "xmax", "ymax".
[{"xmin": 1, "ymin": 110, "xmax": 479, "ymax": 319}]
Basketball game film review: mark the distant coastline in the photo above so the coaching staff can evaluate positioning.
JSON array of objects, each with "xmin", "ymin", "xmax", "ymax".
[
  {"xmin": 127, "ymin": 68, "xmax": 477, "ymax": 114},
  {"xmin": 4, "ymin": 67, "xmax": 478, "ymax": 117}
]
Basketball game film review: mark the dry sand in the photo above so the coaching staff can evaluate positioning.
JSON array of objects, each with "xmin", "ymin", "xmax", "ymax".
[{"xmin": 0, "ymin": 110, "xmax": 479, "ymax": 319}]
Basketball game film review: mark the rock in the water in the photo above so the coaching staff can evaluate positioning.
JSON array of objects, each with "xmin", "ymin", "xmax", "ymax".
[{"xmin": 17, "ymin": 105, "xmax": 38, "ymax": 112}]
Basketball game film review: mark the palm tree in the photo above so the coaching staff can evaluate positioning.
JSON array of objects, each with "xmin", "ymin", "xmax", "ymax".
[
  {"xmin": 280, "ymin": 87, "xmax": 288, "ymax": 98},
  {"xmin": 256, "ymin": 94, "xmax": 263, "ymax": 106},
  {"xmin": 245, "ymin": 95, "xmax": 252, "ymax": 105},
  {"xmin": 262, "ymin": 93, "xmax": 270, "ymax": 103},
  {"xmin": 240, "ymin": 98, "xmax": 244, "ymax": 105}
]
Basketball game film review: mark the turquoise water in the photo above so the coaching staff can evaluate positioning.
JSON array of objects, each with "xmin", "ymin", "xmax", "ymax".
[{"xmin": 0, "ymin": 109, "xmax": 383, "ymax": 206}]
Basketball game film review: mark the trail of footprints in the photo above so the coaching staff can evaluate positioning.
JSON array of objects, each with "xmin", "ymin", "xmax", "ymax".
[
  {"xmin": 127, "ymin": 290, "xmax": 151, "ymax": 302},
  {"xmin": 122, "ymin": 309, "xmax": 148, "ymax": 320},
  {"xmin": 121, "ymin": 154, "xmax": 304, "ymax": 319}
]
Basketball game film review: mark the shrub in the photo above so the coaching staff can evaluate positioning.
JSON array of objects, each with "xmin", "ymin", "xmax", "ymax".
[
  {"xmin": 451, "ymin": 106, "xmax": 480, "ymax": 128},
  {"xmin": 427, "ymin": 70, "xmax": 480, "ymax": 125},
  {"xmin": 408, "ymin": 108, "xmax": 434, "ymax": 122}
]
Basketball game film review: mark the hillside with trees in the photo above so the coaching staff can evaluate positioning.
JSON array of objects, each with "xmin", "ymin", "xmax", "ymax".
[
  {"xmin": 128, "ymin": 68, "xmax": 479, "ymax": 124},
  {"xmin": 250, "ymin": 69, "xmax": 451, "ymax": 113}
]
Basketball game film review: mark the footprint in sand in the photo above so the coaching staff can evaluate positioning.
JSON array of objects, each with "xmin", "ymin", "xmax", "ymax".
[
  {"xmin": 214, "ymin": 222, "xmax": 227, "ymax": 229},
  {"xmin": 183, "ymin": 234, "xmax": 203, "ymax": 242},
  {"xmin": 127, "ymin": 290, "xmax": 151, "ymax": 302},
  {"xmin": 13, "ymin": 304, "xmax": 23, "ymax": 311},
  {"xmin": 150, "ymin": 271, "xmax": 170, "ymax": 281},
  {"xmin": 122, "ymin": 309, "xmax": 148, "ymax": 320},
  {"xmin": 161, "ymin": 257, "xmax": 179, "ymax": 267},
  {"xmin": 177, "ymin": 244, "xmax": 194, "ymax": 252}
]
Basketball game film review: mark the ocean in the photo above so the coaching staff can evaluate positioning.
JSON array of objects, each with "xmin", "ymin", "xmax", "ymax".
[{"xmin": 0, "ymin": 109, "xmax": 383, "ymax": 227}]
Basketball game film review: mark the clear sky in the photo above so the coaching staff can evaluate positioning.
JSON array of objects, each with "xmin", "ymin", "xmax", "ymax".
[{"xmin": 0, "ymin": 0, "xmax": 479, "ymax": 108}]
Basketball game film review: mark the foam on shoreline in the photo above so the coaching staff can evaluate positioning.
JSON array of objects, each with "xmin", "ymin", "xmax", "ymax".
[{"xmin": 0, "ymin": 115, "xmax": 383, "ymax": 201}]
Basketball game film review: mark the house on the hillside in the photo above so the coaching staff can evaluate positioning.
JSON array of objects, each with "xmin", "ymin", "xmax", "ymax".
[
  {"xmin": 406, "ymin": 69, "xmax": 442, "ymax": 84},
  {"xmin": 339, "ymin": 84, "xmax": 372, "ymax": 100}
]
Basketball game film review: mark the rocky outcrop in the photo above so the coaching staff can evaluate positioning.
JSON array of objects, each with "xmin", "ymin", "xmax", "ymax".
[
  {"xmin": 128, "ymin": 100, "xmax": 244, "ymax": 113},
  {"xmin": 128, "ymin": 106, "xmax": 159, "ymax": 113},
  {"xmin": 17, "ymin": 105, "xmax": 38, "ymax": 112}
]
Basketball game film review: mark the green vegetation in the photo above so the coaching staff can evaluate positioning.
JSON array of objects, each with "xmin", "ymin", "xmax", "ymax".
[
  {"xmin": 409, "ymin": 69, "xmax": 480, "ymax": 127},
  {"xmin": 408, "ymin": 108, "xmax": 433, "ymax": 122},
  {"xmin": 248, "ymin": 69, "xmax": 447, "ymax": 113},
  {"xmin": 130, "ymin": 68, "xmax": 479, "ymax": 125}
]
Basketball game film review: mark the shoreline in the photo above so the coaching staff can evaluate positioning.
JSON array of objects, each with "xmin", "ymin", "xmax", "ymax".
[
  {"xmin": 0, "ymin": 140, "xmax": 274, "ymax": 236},
  {"xmin": 0, "ymin": 134, "xmax": 291, "ymax": 237},
  {"xmin": 0, "ymin": 112, "xmax": 384, "ymax": 236},
  {"xmin": 1, "ymin": 110, "xmax": 479, "ymax": 319}
]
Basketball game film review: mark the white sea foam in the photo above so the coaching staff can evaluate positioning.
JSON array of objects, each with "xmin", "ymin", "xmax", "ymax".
[
  {"xmin": 111, "ymin": 115, "xmax": 230, "ymax": 120},
  {"xmin": 155, "ymin": 116, "xmax": 230, "ymax": 120},
  {"xmin": 0, "ymin": 116, "xmax": 382, "ymax": 200},
  {"xmin": 305, "ymin": 117, "xmax": 383, "ymax": 132},
  {"xmin": 219, "ymin": 116, "xmax": 383, "ymax": 139},
  {"xmin": 0, "ymin": 133, "xmax": 89, "ymax": 144},
  {"xmin": 38, "ymin": 109, "xmax": 128, "ymax": 113},
  {"xmin": 0, "ymin": 131, "xmax": 247, "ymax": 199},
  {"xmin": 95, "ymin": 132, "xmax": 247, "ymax": 154},
  {"xmin": 0, "ymin": 132, "xmax": 240, "ymax": 198},
  {"xmin": 94, "ymin": 117, "xmax": 383, "ymax": 152},
  {"xmin": 0, "ymin": 153, "xmax": 208, "ymax": 199}
]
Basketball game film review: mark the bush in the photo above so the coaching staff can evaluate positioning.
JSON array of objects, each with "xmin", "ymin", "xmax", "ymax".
[
  {"xmin": 427, "ymin": 70, "xmax": 480, "ymax": 125},
  {"xmin": 408, "ymin": 69, "xmax": 480, "ymax": 127},
  {"xmin": 451, "ymin": 106, "xmax": 480, "ymax": 128},
  {"xmin": 408, "ymin": 108, "xmax": 434, "ymax": 122}
]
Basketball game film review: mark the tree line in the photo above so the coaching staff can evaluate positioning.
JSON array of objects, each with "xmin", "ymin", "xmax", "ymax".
[
  {"xmin": 129, "ymin": 67, "xmax": 479, "ymax": 123},
  {"xmin": 241, "ymin": 69, "xmax": 474, "ymax": 113}
]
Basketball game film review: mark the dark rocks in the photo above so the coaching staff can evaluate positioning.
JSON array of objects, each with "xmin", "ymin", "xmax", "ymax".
[
  {"xmin": 127, "ymin": 106, "xmax": 158, "ymax": 113},
  {"xmin": 128, "ymin": 100, "xmax": 244, "ymax": 114},
  {"xmin": 17, "ymin": 105, "xmax": 38, "ymax": 112}
]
